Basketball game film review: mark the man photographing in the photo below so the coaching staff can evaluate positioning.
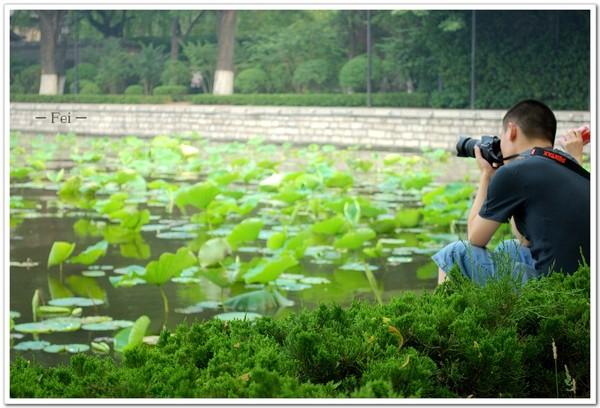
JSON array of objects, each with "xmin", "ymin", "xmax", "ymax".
[{"xmin": 432, "ymin": 99, "xmax": 590, "ymax": 286}]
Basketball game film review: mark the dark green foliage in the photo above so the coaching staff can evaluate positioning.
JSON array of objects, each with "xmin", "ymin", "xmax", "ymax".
[
  {"xmin": 124, "ymin": 84, "xmax": 144, "ymax": 95},
  {"xmin": 160, "ymin": 60, "xmax": 191, "ymax": 86},
  {"xmin": 10, "ymin": 92, "xmax": 428, "ymax": 107},
  {"xmin": 78, "ymin": 80, "xmax": 102, "ymax": 95},
  {"xmin": 11, "ymin": 265, "xmax": 589, "ymax": 398},
  {"xmin": 293, "ymin": 59, "xmax": 332, "ymax": 92},
  {"xmin": 235, "ymin": 68, "xmax": 269, "ymax": 94},
  {"xmin": 152, "ymin": 85, "xmax": 188, "ymax": 96},
  {"xmin": 12, "ymin": 64, "xmax": 40, "ymax": 94},
  {"xmin": 190, "ymin": 92, "xmax": 428, "ymax": 107},
  {"xmin": 10, "ymin": 94, "xmax": 173, "ymax": 104},
  {"xmin": 339, "ymin": 54, "xmax": 383, "ymax": 92}
]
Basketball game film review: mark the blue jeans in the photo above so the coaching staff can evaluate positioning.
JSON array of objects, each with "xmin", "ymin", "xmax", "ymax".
[{"xmin": 432, "ymin": 239, "xmax": 537, "ymax": 286}]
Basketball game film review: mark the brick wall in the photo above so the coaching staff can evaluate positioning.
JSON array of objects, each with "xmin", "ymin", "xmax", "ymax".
[{"xmin": 10, "ymin": 103, "xmax": 590, "ymax": 151}]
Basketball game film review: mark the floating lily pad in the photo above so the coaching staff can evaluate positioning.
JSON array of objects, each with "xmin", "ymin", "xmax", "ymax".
[
  {"xmin": 213, "ymin": 312, "xmax": 262, "ymax": 321},
  {"xmin": 14, "ymin": 340, "xmax": 51, "ymax": 351},
  {"xmin": 156, "ymin": 231, "xmax": 198, "ymax": 240},
  {"xmin": 13, "ymin": 322, "xmax": 52, "ymax": 334},
  {"xmin": 339, "ymin": 262, "xmax": 378, "ymax": 272},
  {"xmin": 387, "ymin": 256, "xmax": 414, "ymax": 264},
  {"xmin": 143, "ymin": 336, "xmax": 160, "ymax": 346},
  {"xmin": 299, "ymin": 277, "xmax": 331, "ymax": 285},
  {"xmin": 141, "ymin": 224, "xmax": 168, "ymax": 232},
  {"xmin": 278, "ymin": 273, "xmax": 305, "ymax": 281},
  {"xmin": 91, "ymin": 342, "xmax": 110, "ymax": 354},
  {"xmin": 175, "ymin": 300, "xmax": 222, "ymax": 315},
  {"xmin": 10, "ymin": 260, "xmax": 39, "ymax": 268},
  {"xmin": 43, "ymin": 344, "xmax": 66, "ymax": 353},
  {"xmin": 37, "ymin": 305, "xmax": 72, "ymax": 317},
  {"xmin": 48, "ymin": 297, "xmax": 104, "ymax": 307},
  {"xmin": 10, "ymin": 311, "xmax": 21, "ymax": 319},
  {"xmin": 114, "ymin": 265, "xmax": 145, "ymax": 275},
  {"xmin": 275, "ymin": 281, "xmax": 312, "ymax": 291},
  {"xmin": 65, "ymin": 344, "xmax": 90, "ymax": 353},
  {"xmin": 82, "ymin": 270, "xmax": 106, "ymax": 277},
  {"xmin": 171, "ymin": 277, "xmax": 202, "ymax": 284},
  {"xmin": 379, "ymin": 238, "xmax": 407, "ymax": 246},
  {"xmin": 82, "ymin": 320, "xmax": 134, "ymax": 331},
  {"xmin": 11, "ymin": 333, "xmax": 24, "ymax": 340},
  {"xmin": 80, "ymin": 316, "xmax": 112, "ymax": 325}
]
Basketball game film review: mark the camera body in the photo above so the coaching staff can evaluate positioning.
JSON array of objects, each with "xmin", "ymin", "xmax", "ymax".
[{"xmin": 456, "ymin": 135, "xmax": 504, "ymax": 166}]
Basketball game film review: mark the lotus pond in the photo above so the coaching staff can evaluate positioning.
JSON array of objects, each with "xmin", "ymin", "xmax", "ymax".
[{"xmin": 10, "ymin": 131, "xmax": 493, "ymax": 366}]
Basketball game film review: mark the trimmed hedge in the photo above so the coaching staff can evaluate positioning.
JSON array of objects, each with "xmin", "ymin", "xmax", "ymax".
[
  {"xmin": 10, "ymin": 94, "xmax": 173, "ymax": 104},
  {"xmin": 10, "ymin": 265, "xmax": 590, "ymax": 398},
  {"xmin": 190, "ymin": 93, "xmax": 429, "ymax": 107},
  {"xmin": 10, "ymin": 92, "xmax": 428, "ymax": 107}
]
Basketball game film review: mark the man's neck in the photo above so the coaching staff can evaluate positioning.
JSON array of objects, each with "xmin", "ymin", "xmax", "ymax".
[{"xmin": 516, "ymin": 139, "xmax": 553, "ymax": 153}]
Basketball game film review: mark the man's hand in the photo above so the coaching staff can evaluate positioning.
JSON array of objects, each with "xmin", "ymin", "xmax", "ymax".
[
  {"xmin": 474, "ymin": 145, "xmax": 500, "ymax": 178},
  {"xmin": 557, "ymin": 129, "xmax": 584, "ymax": 164}
]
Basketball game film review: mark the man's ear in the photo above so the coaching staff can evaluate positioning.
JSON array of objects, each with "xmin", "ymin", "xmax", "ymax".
[{"xmin": 507, "ymin": 122, "xmax": 518, "ymax": 142}]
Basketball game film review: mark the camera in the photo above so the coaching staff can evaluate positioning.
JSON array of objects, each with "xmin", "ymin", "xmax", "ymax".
[{"xmin": 456, "ymin": 135, "xmax": 504, "ymax": 166}]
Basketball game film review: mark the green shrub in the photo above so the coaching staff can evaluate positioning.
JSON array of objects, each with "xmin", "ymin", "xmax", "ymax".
[
  {"xmin": 160, "ymin": 60, "xmax": 191, "ymax": 86},
  {"xmin": 95, "ymin": 38, "xmax": 135, "ymax": 94},
  {"xmin": 235, "ymin": 68, "xmax": 269, "ymax": 94},
  {"xmin": 190, "ymin": 93, "xmax": 428, "ymax": 107},
  {"xmin": 124, "ymin": 84, "xmax": 144, "ymax": 95},
  {"xmin": 292, "ymin": 59, "xmax": 331, "ymax": 92},
  {"xmin": 339, "ymin": 54, "xmax": 382, "ymax": 92},
  {"xmin": 78, "ymin": 80, "xmax": 102, "ymax": 95},
  {"xmin": 10, "ymin": 94, "xmax": 173, "ymax": 104},
  {"xmin": 10, "ymin": 265, "xmax": 590, "ymax": 398},
  {"xmin": 14, "ymin": 64, "xmax": 41, "ymax": 94},
  {"xmin": 66, "ymin": 63, "xmax": 99, "ymax": 94},
  {"xmin": 152, "ymin": 85, "xmax": 188, "ymax": 96}
]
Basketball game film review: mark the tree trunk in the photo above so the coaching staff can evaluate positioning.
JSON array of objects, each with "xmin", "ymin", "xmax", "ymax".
[
  {"xmin": 213, "ymin": 11, "xmax": 236, "ymax": 95},
  {"xmin": 170, "ymin": 16, "xmax": 181, "ymax": 60},
  {"xmin": 38, "ymin": 11, "xmax": 66, "ymax": 95}
]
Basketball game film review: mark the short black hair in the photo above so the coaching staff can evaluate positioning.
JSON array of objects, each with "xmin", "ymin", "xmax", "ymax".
[{"xmin": 502, "ymin": 99, "xmax": 557, "ymax": 145}]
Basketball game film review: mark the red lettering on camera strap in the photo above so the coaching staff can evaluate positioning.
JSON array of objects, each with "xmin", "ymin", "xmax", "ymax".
[{"xmin": 529, "ymin": 147, "xmax": 590, "ymax": 180}]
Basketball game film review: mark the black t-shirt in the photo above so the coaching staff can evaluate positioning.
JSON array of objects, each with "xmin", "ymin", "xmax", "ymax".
[{"xmin": 479, "ymin": 148, "xmax": 590, "ymax": 276}]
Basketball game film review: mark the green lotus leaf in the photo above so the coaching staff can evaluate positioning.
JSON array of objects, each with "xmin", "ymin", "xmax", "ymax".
[
  {"xmin": 144, "ymin": 247, "xmax": 197, "ymax": 285},
  {"xmin": 395, "ymin": 208, "xmax": 422, "ymax": 228},
  {"xmin": 69, "ymin": 241, "xmax": 108, "ymax": 265},
  {"xmin": 311, "ymin": 215, "xmax": 348, "ymax": 235},
  {"xmin": 124, "ymin": 315, "xmax": 150, "ymax": 352},
  {"xmin": 325, "ymin": 172, "xmax": 354, "ymax": 188},
  {"xmin": 47, "ymin": 241, "xmax": 75, "ymax": 268},
  {"xmin": 48, "ymin": 297, "xmax": 104, "ymax": 307},
  {"xmin": 227, "ymin": 218, "xmax": 264, "ymax": 249},
  {"xmin": 82, "ymin": 320, "xmax": 134, "ymax": 331},
  {"xmin": 37, "ymin": 305, "xmax": 72, "ymax": 317},
  {"xmin": 91, "ymin": 342, "xmax": 110, "ymax": 354},
  {"xmin": 14, "ymin": 340, "xmax": 51, "ymax": 351},
  {"xmin": 333, "ymin": 227, "xmax": 376, "ymax": 249},
  {"xmin": 81, "ymin": 270, "xmax": 105, "ymax": 277},
  {"xmin": 197, "ymin": 238, "xmax": 231, "ymax": 268},
  {"xmin": 65, "ymin": 344, "xmax": 90, "ymax": 353},
  {"xmin": 244, "ymin": 253, "xmax": 298, "ymax": 284},
  {"xmin": 43, "ymin": 344, "xmax": 66, "ymax": 353},
  {"xmin": 267, "ymin": 231, "xmax": 286, "ymax": 250}
]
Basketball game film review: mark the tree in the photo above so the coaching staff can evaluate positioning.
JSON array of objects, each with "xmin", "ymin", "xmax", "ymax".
[
  {"xmin": 169, "ymin": 11, "xmax": 205, "ymax": 60},
  {"xmin": 38, "ymin": 10, "xmax": 67, "ymax": 95},
  {"xmin": 213, "ymin": 10, "xmax": 236, "ymax": 95},
  {"xmin": 85, "ymin": 11, "xmax": 132, "ymax": 38}
]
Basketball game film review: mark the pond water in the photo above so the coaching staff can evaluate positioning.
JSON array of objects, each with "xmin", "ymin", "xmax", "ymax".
[{"xmin": 9, "ymin": 131, "xmax": 478, "ymax": 366}]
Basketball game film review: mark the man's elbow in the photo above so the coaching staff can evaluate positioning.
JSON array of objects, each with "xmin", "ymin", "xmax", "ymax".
[{"xmin": 467, "ymin": 231, "xmax": 488, "ymax": 248}]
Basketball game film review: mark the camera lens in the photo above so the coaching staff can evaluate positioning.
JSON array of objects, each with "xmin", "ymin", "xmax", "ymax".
[{"xmin": 456, "ymin": 137, "xmax": 479, "ymax": 158}]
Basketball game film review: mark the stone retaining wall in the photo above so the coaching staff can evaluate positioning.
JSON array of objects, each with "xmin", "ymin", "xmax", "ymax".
[{"xmin": 10, "ymin": 103, "xmax": 590, "ymax": 151}]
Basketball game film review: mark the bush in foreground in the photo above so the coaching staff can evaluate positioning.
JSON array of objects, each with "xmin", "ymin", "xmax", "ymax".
[{"xmin": 10, "ymin": 265, "xmax": 589, "ymax": 398}]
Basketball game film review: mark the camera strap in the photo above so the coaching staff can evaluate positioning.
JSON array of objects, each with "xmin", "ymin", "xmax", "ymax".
[{"xmin": 529, "ymin": 147, "xmax": 590, "ymax": 180}]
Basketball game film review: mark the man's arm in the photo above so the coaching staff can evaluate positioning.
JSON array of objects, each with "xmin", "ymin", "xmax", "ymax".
[
  {"xmin": 467, "ymin": 172, "xmax": 501, "ymax": 247},
  {"xmin": 467, "ymin": 146, "xmax": 501, "ymax": 247}
]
